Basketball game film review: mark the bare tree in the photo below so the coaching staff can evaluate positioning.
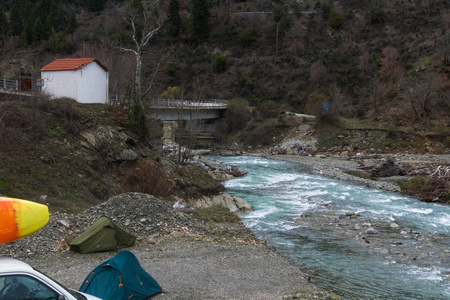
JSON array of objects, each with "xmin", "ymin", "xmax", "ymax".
[
  {"xmin": 378, "ymin": 46, "xmax": 403, "ymax": 83},
  {"xmin": 358, "ymin": 50, "xmax": 371, "ymax": 80},
  {"xmin": 175, "ymin": 80, "xmax": 207, "ymax": 164},
  {"xmin": 308, "ymin": 60, "xmax": 328, "ymax": 92},
  {"xmin": 404, "ymin": 72, "xmax": 446, "ymax": 121},
  {"xmin": 370, "ymin": 77, "xmax": 388, "ymax": 114},
  {"xmin": 119, "ymin": 0, "xmax": 165, "ymax": 110}
]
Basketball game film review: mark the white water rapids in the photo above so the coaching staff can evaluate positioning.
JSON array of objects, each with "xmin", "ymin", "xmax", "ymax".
[{"xmin": 214, "ymin": 156, "xmax": 450, "ymax": 299}]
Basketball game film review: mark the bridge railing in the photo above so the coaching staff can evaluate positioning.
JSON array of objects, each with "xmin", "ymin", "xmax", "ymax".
[{"xmin": 149, "ymin": 98, "xmax": 228, "ymax": 108}]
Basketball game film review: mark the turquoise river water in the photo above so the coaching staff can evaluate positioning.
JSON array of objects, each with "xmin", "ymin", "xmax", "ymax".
[{"xmin": 213, "ymin": 156, "xmax": 450, "ymax": 300}]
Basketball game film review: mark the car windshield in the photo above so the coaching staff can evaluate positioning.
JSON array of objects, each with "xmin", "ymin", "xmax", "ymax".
[{"xmin": 33, "ymin": 268, "xmax": 86, "ymax": 300}]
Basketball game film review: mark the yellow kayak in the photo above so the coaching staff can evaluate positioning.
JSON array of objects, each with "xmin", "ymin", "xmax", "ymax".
[{"xmin": 0, "ymin": 197, "xmax": 49, "ymax": 244}]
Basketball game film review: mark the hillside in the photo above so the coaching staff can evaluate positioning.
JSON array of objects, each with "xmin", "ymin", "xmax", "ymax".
[
  {"xmin": 0, "ymin": 0, "xmax": 449, "ymax": 132},
  {"xmin": 0, "ymin": 98, "xmax": 224, "ymax": 212}
]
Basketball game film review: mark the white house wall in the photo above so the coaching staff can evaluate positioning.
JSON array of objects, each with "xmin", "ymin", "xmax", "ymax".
[
  {"xmin": 77, "ymin": 62, "xmax": 109, "ymax": 104},
  {"xmin": 41, "ymin": 70, "xmax": 78, "ymax": 100}
]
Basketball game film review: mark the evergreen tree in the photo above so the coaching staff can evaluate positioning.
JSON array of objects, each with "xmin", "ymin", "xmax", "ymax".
[
  {"xmin": 22, "ymin": 19, "xmax": 34, "ymax": 45},
  {"xmin": 10, "ymin": 4, "xmax": 23, "ymax": 36},
  {"xmin": 189, "ymin": 0, "xmax": 210, "ymax": 42},
  {"xmin": 66, "ymin": 9, "xmax": 78, "ymax": 34},
  {"xmin": 33, "ymin": 17, "xmax": 46, "ymax": 43},
  {"xmin": 0, "ymin": 8, "xmax": 8, "ymax": 43},
  {"xmin": 87, "ymin": 0, "xmax": 106, "ymax": 13},
  {"xmin": 167, "ymin": 0, "xmax": 182, "ymax": 36},
  {"xmin": 33, "ymin": 1, "xmax": 50, "ymax": 40}
]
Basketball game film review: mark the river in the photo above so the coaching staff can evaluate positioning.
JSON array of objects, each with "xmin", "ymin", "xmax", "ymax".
[{"xmin": 213, "ymin": 156, "xmax": 450, "ymax": 299}]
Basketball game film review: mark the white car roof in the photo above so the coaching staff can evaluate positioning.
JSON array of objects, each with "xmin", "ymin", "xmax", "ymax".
[{"xmin": 0, "ymin": 256, "xmax": 34, "ymax": 273}]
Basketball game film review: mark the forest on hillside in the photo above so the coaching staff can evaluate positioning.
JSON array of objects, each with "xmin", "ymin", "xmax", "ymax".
[{"xmin": 0, "ymin": 0, "xmax": 449, "ymax": 134}]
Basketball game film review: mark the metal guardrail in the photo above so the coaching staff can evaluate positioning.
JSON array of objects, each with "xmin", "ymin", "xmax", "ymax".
[
  {"xmin": 2, "ymin": 78, "xmax": 19, "ymax": 90},
  {"xmin": 109, "ymin": 96, "xmax": 228, "ymax": 109},
  {"xmin": 149, "ymin": 98, "xmax": 228, "ymax": 108},
  {"xmin": 1, "ymin": 78, "xmax": 40, "ymax": 93}
]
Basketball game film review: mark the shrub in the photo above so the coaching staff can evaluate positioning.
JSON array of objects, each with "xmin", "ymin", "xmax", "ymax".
[
  {"xmin": 321, "ymin": 2, "xmax": 332, "ymax": 19},
  {"xmin": 399, "ymin": 176, "xmax": 449, "ymax": 203},
  {"xmin": 304, "ymin": 93, "xmax": 329, "ymax": 117},
  {"xmin": 120, "ymin": 160, "xmax": 172, "ymax": 198},
  {"xmin": 240, "ymin": 26, "xmax": 261, "ymax": 47},
  {"xmin": 242, "ymin": 122, "xmax": 274, "ymax": 147},
  {"xmin": 161, "ymin": 86, "xmax": 182, "ymax": 99},
  {"xmin": 43, "ymin": 31, "xmax": 77, "ymax": 54},
  {"xmin": 211, "ymin": 24, "xmax": 238, "ymax": 44},
  {"xmin": 225, "ymin": 98, "xmax": 251, "ymax": 133},
  {"xmin": 369, "ymin": 5, "xmax": 386, "ymax": 25},
  {"xmin": 258, "ymin": 100, "xmax": 279, "ymax": 118},
  {"xmin": 329, "ymin": 8, "xmax": 345, "ymax": 30},
  {"xmin": 213, "ymin": 55, "xmax": 228, "ymax": 73},
  {"xmin": 189, "ymin": 206, "xmax": 240, "ymax": 223}
]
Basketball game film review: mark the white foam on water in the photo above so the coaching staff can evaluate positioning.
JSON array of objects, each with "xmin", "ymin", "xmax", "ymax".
[
  {"xmin": 403, "ymin": 265, "xmax": 445, "ymax": 282},
  {"xmin": 301, "ymin": 190, "xmax": 329, "ymax": 197},
  {"xmin": 369, "ymin": 198, "xmax": 393, "ymax": 203},
  {"xmin": 437, "ymin": 214, "xmax": 450, "ymax": 226},
  {"xmin": 264, "ymin": 173, "xmax": 302, "ymax": 186},
  {"xmin": 403, "ymin": 207, "xmax": 434, "ymax": 214},
  {"xmin": 260, "ymin": 220, "xmax": 285, "ymax": 227},
  {"xmin": 272, "ymin": 237, "xmax": 296, "ymax": 247},
  {"xmin": 242, "ymin": 206, "xmax": 278, "ymax": 219},
  {"xmin": 281, "ymin": 223, "xmax": 302, "ymax": 231},
  {"xmin": 275, "ymin": 199, "xmax": 314, "ymax": 211}
]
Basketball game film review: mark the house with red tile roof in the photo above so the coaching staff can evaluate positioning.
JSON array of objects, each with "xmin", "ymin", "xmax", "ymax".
[{"xmin": 40, "ymin": 58, "xmax": 109, "ymax": 104}]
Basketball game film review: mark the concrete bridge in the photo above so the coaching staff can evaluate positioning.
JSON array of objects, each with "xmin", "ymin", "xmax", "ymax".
[
  {"xmin": 146, "ymin": 99, "xmax": 228, "ymax": 145},
  {"xmin": 146, "ymin": 98, "xmax": 228, "ymax": 121}
]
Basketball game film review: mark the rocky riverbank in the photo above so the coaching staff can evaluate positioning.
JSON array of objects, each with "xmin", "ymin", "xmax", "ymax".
[{"xmin": 0, "ymin": 192, "xmax": 337, "ymax": 299}]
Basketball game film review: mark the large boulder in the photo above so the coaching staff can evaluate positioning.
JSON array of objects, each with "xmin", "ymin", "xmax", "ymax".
[{"xmin": 194, "ymin": 193, "xmax": 253, "ymax": 214}]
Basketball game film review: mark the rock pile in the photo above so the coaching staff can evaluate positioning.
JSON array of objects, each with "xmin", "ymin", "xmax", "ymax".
[{"xmin": 0, "ymin": 193, "xmax": 209, "ymax": 260}]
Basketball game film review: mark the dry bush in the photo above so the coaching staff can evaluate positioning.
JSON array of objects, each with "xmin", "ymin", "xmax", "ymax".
[
  {"xmin": 38, "ymin": 98, "xmax": 82, "ymax": 135},
  {"xmin": 0, "ymin": 99, "xmax": 47, "ymax": 150},
  {"xmin": 378, "ymin": 46, "xmax": 403, "ymax": 83},
  {"xmin": 399, "ymin": 176, "xmax": 450, "ymax": 203},
  {"xmin": 120, "ymin": 160, "xmax": 172, "ymax": 199}
]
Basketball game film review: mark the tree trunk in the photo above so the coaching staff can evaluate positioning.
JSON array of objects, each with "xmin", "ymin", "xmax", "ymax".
[{"xmin": 135, "ymin": 48, "xmax": 143, "ymax": 109}]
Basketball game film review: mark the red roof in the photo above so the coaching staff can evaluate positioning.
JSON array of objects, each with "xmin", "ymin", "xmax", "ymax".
[{"xmin": 41, "ymin": 58, "xmax": 108, "ymax": 72}]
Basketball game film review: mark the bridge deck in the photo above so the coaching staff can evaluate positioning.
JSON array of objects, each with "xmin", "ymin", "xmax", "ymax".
[{"xmin": 148, "ymin": 98, "xmax": 228, "ymax": 109}]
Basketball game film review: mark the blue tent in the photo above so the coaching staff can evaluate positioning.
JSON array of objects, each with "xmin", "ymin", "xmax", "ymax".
[{"xmin": 79, "ymin": 251, "xmax": 162, "ymax": 299}]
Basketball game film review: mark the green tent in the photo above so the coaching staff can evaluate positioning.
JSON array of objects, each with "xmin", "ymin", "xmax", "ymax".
[{"xmin": 70, "ymin": 216, "xmax": 136, "ymax": 254}]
